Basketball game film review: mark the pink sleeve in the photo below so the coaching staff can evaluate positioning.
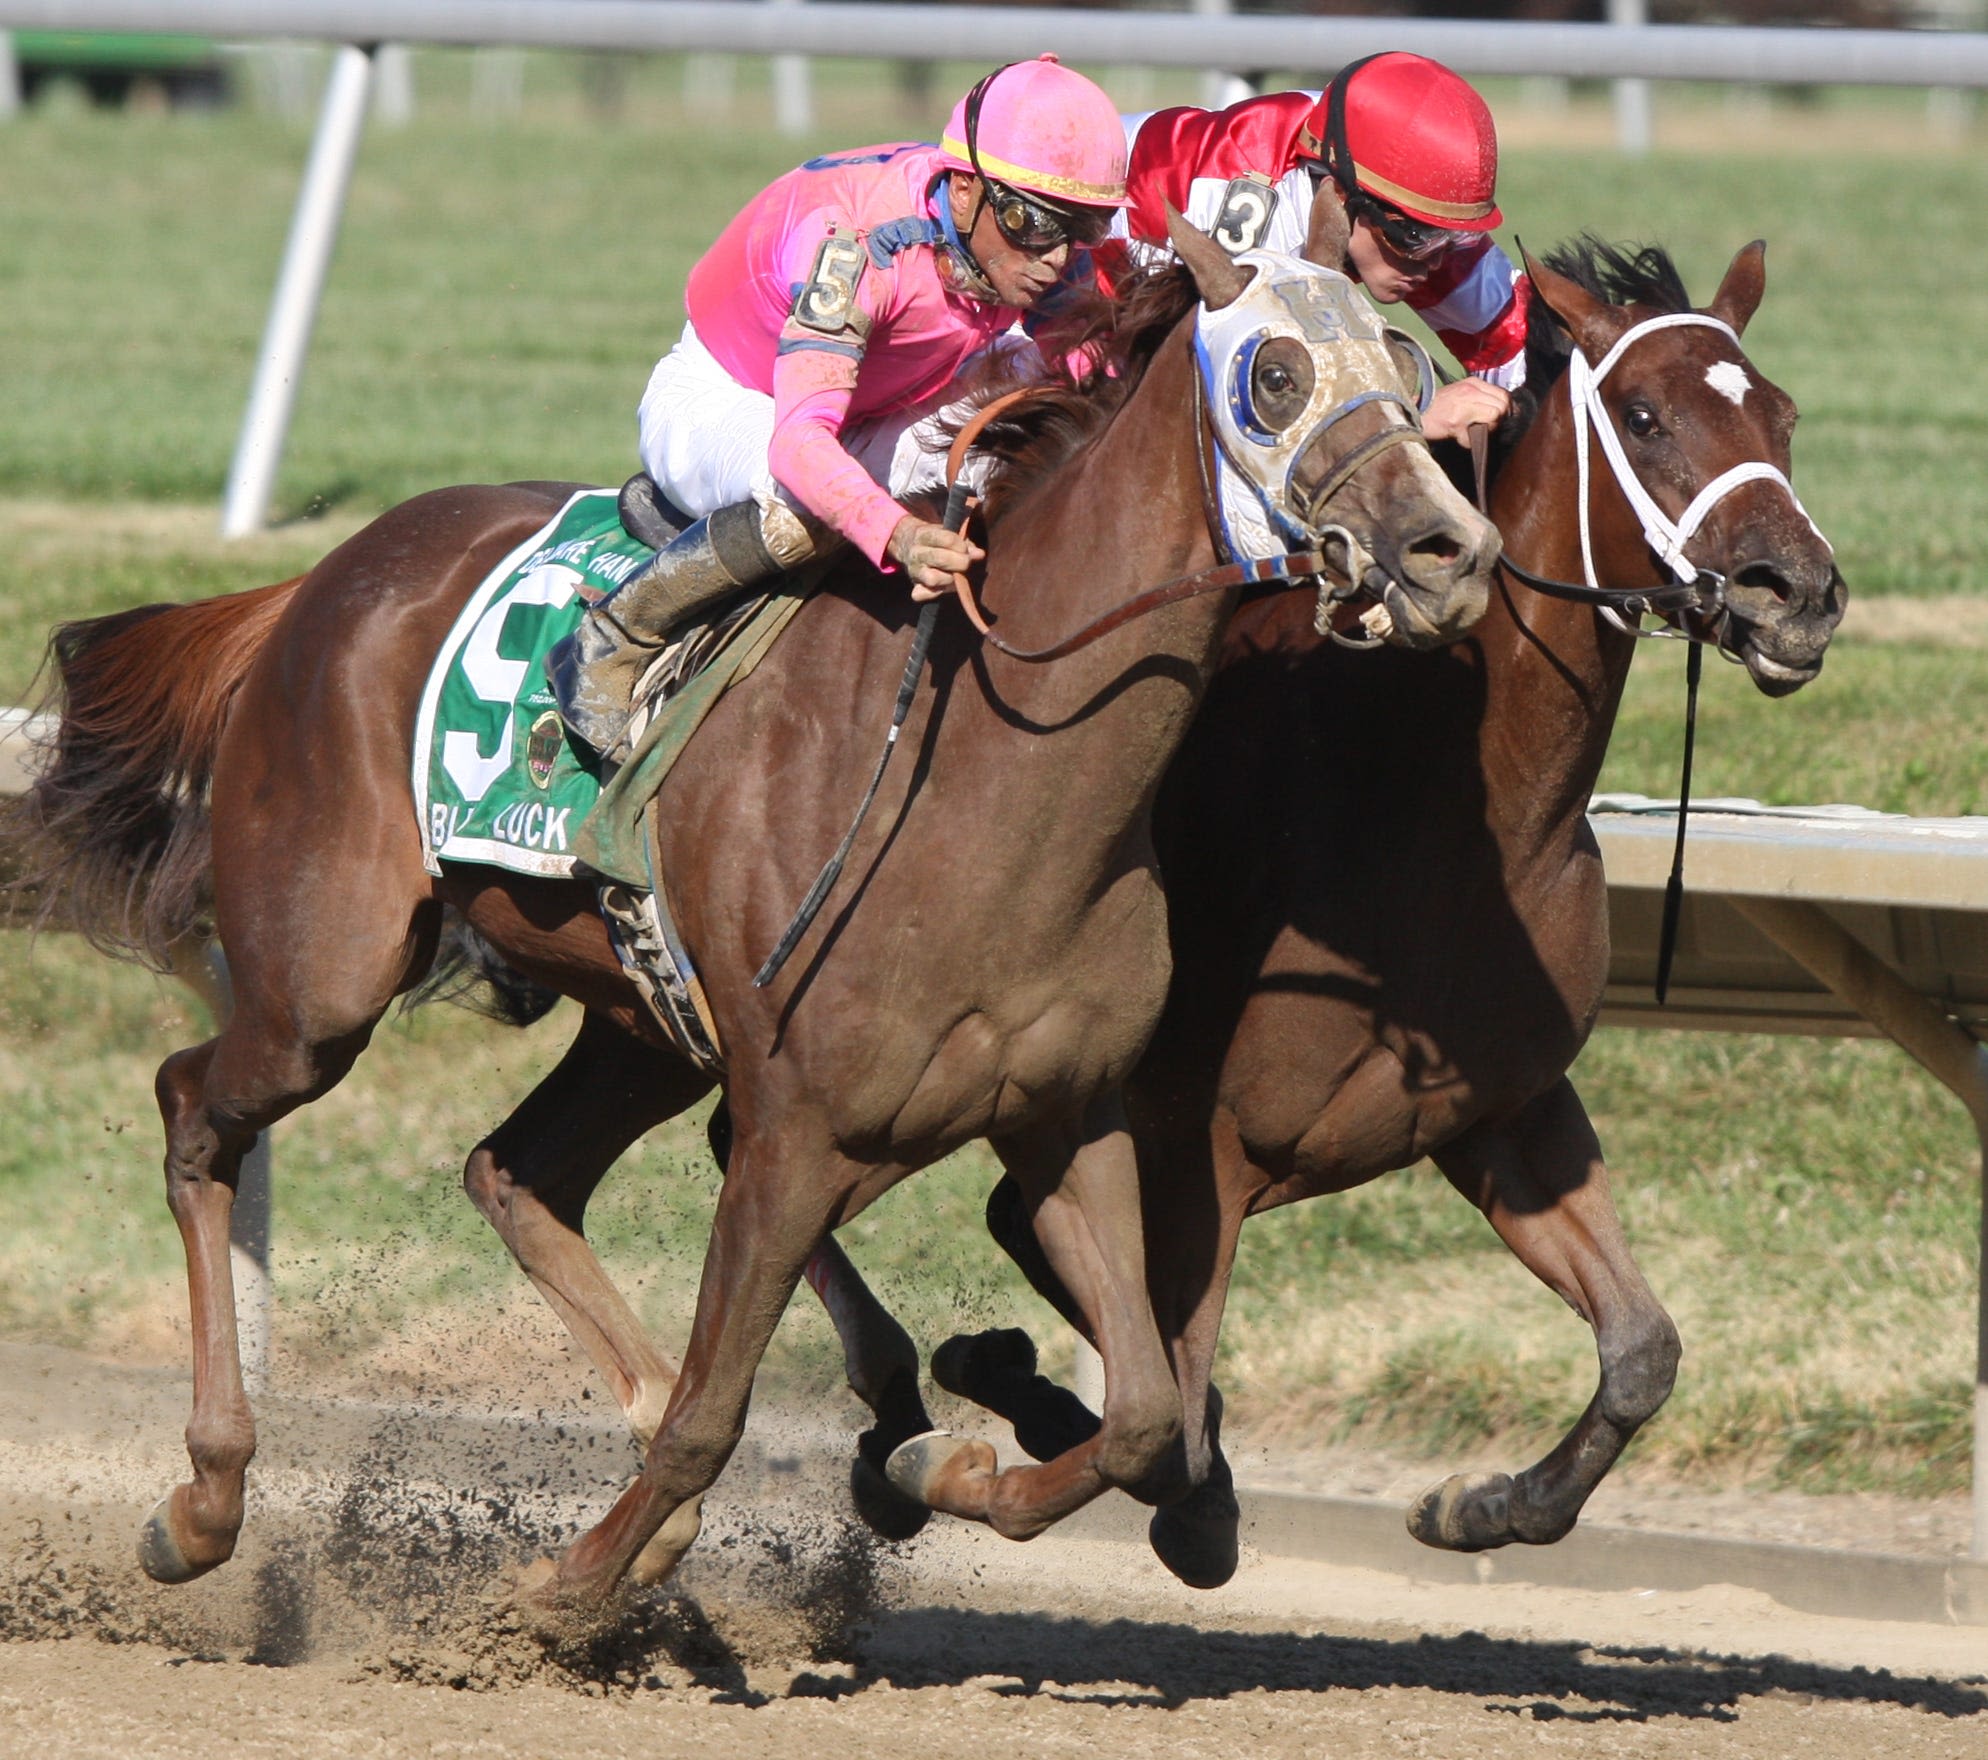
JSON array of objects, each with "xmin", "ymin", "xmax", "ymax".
[
  {"xmin": 761, "ymin": 217, "xmax": 909, "ymax": 567},
  {"xmin": 766, "ymin": 345, "xmax": 908, "ymax": 566}
]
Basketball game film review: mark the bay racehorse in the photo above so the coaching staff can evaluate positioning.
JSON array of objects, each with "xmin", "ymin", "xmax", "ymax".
[
  {"xmin": 806, "ymin": 233, "xmax": 1846, "ymax": 1585},
  {"xmin": 10, "ymin": 215, "xmax": 1498, "ymax": 1623}
]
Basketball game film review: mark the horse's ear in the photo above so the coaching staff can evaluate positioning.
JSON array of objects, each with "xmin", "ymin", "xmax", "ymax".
[
  {"xmin": 1302, "ymin": 176, "xmax": 1350, "ymax": 270},
  {"xmin": 1707, "ymin": 239, "xmax": 1767, "ymax": 337},
  {"xmin": 1521, "ymin": 242, "xmax": 1618, "ymax": 357},
  {"xmin": 1168, "ymin": 203, "xmax": 1253, "ymax": 310}
]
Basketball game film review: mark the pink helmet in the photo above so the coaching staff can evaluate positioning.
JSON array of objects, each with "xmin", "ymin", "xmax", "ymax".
[{"xmin": 938, "ymin": 55, "xmax": 1129, "ymax": 211}]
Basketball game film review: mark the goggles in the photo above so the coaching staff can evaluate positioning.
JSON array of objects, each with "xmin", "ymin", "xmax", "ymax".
[
  {"xmin": 985, "ymin": 180, "xmax": 1113, "ymax": 251},
  {"xmin": 1346, "ymin": 190, "xmax": 1474, "ymax": 264}
]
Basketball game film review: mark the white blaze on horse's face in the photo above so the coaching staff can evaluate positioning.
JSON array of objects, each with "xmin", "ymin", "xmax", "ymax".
[
  {"xmin": 1705, "ymin": 360, "xmax": 1752, "ymax": 407},
  {"xmin": 1193, "ymin": 250, "xmax": 1424, "ymax": 557}
]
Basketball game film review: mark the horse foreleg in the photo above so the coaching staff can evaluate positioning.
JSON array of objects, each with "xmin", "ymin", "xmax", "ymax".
[
  {"xmin": 1413, "ymin": 1076, "xmax": 1681, "ymax": 1551},
  {"xmin": 799, "ymin": 1239, "xmax": 935, "ymax": 1540},
  {"xmin": 886, "ymin": 1092, "xmax": 1183, "ymax": 1541},
  {"xmin": 708, "ymin": 1102, "xmax": 934, "ymax": 1539},
  {"xmin": 928, "ymin": 1175, "xmax": 1104, "ymax": 1462},
  {"xmin": 522, "ymin": 1118, "xmax": 847, "ymax": 1620},
  {"xmin": 711, "ymin": 1097, "xmax": 934, "ymax": 1527},
  {"xmin": 1137, "ymin": 1108, "xmax": 1255, "ymax": 1589}
]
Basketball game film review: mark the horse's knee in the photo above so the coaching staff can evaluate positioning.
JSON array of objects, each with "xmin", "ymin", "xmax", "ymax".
[
  {"xmin": 461, "ymin": 1142, "xmax": 509, "ymax": 1226},
  {"xmin": 1097, "ymin": 1381, "xmax": 1184, "ymax": 1493},
  {"xmin": 645, "ymin": 1413, "xmax": 743, "ymax": 1500},
  {"xmin": 1600, "ymin": 1307, "xmax": 1681, "ymax": 1429}
]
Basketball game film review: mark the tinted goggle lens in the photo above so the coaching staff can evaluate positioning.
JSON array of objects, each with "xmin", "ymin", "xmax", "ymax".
[
  {"xmin": 1363, "ymin": 199, "xmax": 1470, "ymax": 261},
  {"xmin": 988, "ymin": 182, "xmax": 1112, "ymax": 251}
]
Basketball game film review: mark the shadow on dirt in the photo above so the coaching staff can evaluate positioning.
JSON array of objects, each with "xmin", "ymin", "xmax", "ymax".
[{"xmin": 850, "ymin": 1605, "xmax": 1988, "ymax": 1722}]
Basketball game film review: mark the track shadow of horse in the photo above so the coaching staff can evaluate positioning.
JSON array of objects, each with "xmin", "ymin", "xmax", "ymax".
[{"xmin": 841, "ymin": 1607, "xmax": 1988, "ymax": 1722}]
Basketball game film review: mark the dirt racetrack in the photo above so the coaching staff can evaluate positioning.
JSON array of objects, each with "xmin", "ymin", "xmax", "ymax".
[{"xmin": 0, "ymin": 1343, "xmax": 1982, "ymax": 1758}]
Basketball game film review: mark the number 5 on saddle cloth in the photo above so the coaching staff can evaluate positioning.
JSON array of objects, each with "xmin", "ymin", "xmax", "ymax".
[{"xmin": 411, "ymin": 487, "xmax": 809, "ymax": 1070}]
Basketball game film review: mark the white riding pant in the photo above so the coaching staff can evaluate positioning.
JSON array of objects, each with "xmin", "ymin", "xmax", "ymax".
[{"xmin": 636, "ymin": 320, "xmax": 1034, "ymax": 543}]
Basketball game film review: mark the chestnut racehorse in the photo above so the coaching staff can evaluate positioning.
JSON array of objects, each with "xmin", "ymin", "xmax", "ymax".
[
  {"xmin": 12, "ymin": 218, "xmax": 1497, "ymax": 1623},
  {"xmin": 810, "ymin": 234, "xmax": 1847, "ymax": 1585}
]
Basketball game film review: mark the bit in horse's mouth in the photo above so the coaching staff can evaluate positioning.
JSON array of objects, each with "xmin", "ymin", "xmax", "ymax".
[{"xmin": 1324, "ymin": 578, "xmax": 1384, "ymax": 639}]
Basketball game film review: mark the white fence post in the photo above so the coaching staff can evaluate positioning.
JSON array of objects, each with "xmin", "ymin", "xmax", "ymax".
[
  {"xmin": 470, "ymin": 44, "xmax": 523, "ymax": 117},
  {"xmin": 373, "ymin": 41, "xmax": 413, "ymax": 126},
  {"xmin": 770, "ymin": 0, "xmax": 812, "ymax": 137},
  {"xmin": 221, "ymin": 42, "xmax": 376, "ymax": 539},
  {"xmin": 1607, "ymin": 0, "xmax": 1652, "ymax": 155},
  {"xmin": 0, "ymin": 31, "xmax": 20, "ymax": 119},
  {"xmin": 1192, "ymin": 0, "xmax": 1253, "ymax": 111}
]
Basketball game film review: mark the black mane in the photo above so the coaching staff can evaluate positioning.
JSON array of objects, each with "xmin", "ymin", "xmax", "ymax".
[
  {"xmin": 1522, "ymin": 233, "xmax": 1692, "ymax": 393},
  {"xmin": 1446, "ymin": 233, "xmax": 1695, "ymax": 485}
]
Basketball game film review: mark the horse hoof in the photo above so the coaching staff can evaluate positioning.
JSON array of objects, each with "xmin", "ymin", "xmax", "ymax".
[
  {"xmin": 883, "ymin": 1430, "xmax": 997, "ymax": 1515},
  {"xmin": 1148, "ymin": 1498, "xmax": 1240, "ymax": 1590},
  {"xmin": 1406, "ymin": 1470, "xmax": 1516, "ymax": 1552},
  {"xmin": 852, "ymin": 1451, "xmax": 932, "ymax": 1541},
  {"xmin": 628, "ymin": 1493, "xmax": 705, "ymax": 1588},
  {"xmin": 505, "ymin": 1555, "xmax": 616, "ymax": 1646},
  {"xmin": 931, "ymin": 1328, "xmax": 1038, "ymax": 1401},
  {"xmin": 136, "ymin": 1492, "xmax": 227, "ymax": 1585}
]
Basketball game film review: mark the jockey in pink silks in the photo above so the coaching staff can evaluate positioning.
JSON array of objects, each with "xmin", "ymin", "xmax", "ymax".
[{"xmin": 549, "ymin": 55, "xmax": 1129, "ymax": 759}]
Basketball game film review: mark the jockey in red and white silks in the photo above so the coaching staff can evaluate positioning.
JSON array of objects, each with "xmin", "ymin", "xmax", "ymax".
[{"xmin": 1102, "ymin": 54, "xmax": 1529, "ymax": 444}]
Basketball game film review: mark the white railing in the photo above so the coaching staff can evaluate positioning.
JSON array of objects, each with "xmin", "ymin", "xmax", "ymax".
[{"xmin": 8, "ymin": 4, "xmax": 1986, "ymax": 536}]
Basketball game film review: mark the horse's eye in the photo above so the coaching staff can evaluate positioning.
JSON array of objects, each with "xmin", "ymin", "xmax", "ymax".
[
  {"xmin": 1625, "ymin": 402, "xmax": 1660, "ymax": 438},
  {"xmin": 1261, "ymin": 364, "xmax": 1294, "ymax": 396}
]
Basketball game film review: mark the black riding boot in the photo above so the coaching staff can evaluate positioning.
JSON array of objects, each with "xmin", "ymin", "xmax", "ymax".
[{"xmin": 547, "ymin": 498, "xmax": 805, "ymax": 759}]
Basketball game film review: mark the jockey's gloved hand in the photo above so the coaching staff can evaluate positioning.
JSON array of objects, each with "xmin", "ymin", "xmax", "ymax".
[{"xmin": 889, "ymin": 515, "xmax": 985, "ymax": 597}]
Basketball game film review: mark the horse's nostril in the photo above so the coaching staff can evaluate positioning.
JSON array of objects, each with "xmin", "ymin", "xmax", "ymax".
[
  {"xmin": 1732, "ymin": 561, "xmax": 1794, "ymax": 602},
  {"xmin": 1409, "ymin": 532, "xmax": 1463, "ymax": 570}
]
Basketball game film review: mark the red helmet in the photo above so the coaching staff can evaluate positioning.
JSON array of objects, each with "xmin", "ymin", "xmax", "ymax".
[{"xmin": 1304, "ymin": 52, "xmax": 1501, "ymax": 233}]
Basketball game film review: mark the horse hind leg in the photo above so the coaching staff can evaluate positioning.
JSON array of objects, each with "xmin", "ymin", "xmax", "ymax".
[
  {"xmin": 1411, "ymin": 1077, "xmax": 1681, "ymax": 1552},
  {"xmin": 463, "ymin": 1012, "xmax": 710, "ymax": 1444},
  {"xmin": 142, "ymin": 992, "xmax": 389, "ymax": 1582}
]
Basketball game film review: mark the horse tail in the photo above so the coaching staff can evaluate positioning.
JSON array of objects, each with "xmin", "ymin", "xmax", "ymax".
[{"xmin": 3, "ymin": 575, "xmax": 306, "ymax": 969}]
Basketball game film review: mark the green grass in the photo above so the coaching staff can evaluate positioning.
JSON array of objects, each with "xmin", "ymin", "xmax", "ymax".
[{"xmin": 1, "ymin": 75, "xmax": 1983, "ymax": 1499}]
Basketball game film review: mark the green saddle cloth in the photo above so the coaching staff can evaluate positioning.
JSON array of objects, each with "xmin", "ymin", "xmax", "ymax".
[{"xmin": 412, "ymin": 488, "xmax": 805, "ymax": 882}]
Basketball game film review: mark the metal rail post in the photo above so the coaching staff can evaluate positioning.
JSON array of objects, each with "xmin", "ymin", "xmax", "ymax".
[
  {"xmin": 770, "ymin": 0, "xmax": 811, "ymax": 136},
  {"xmin": 1729, "ymin": 896, "xmax": 1988, "ymax": 1563},
  {"xmin": 170, "ymin": 945, "xmax": 274, "ymax": 1397},
  {"xmin": 0, "ymin": 31, "xmax": 20, "ymax": 118},
  {"xmin": 1606, "ymin": 0, "xmax": 1652, "ymax": 156},
  {"xmin": 220, "ymin": 41, "xmax": 377, "ymax": 539}
]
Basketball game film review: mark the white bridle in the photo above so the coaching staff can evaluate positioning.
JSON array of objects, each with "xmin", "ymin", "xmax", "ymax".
[{"xmin": 1568, "ymin": 312, "xmax": 1829, "ymax": 638}]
